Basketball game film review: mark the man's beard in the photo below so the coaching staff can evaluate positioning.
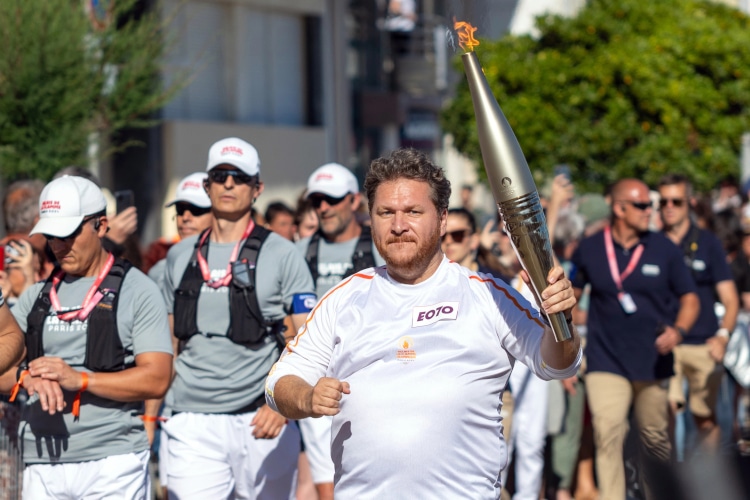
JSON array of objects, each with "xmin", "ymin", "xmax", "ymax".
[
  {"xmin": 374, "ymin": 223, "xmax": 442, "ymax": 278},
  {"xmin": 320, "ymin": 212, "xmax": 349, "ymax": 240}
]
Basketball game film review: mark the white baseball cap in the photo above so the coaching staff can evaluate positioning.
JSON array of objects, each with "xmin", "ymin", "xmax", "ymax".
[
  {"xmin": 30, "ymin": 176, "xmax": 107, "ymax": 238},
  {"xmin": 206, "ymin": 137, "xmax": 260, "ymax": 176},
  {"xmin": 306, "ymin": 163, "xmax": 359, "ymax": 199},
  {"xmin": 165, "ymin": 173, "xmax": 211, "ymax": 208}
]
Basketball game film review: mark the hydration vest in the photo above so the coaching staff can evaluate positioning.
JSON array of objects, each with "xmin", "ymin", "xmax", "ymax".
[
  {"xmin": 25, "ymin": 258, "xmax": 134, "ymax": 372},
  {"xmin": 173, "ymin": 226, "xmax": 285, "ymax": 349},
  {"xmin": 305, "ymin": 226, "xmax": 376, "ymax": 285}
]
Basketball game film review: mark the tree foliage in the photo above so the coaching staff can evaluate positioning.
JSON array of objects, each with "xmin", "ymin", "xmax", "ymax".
[
  {"xmin": 441, "ymin": 0, "xmax": 750, "ymax": 193},
  {"xmin": 0, "ymin": 0, "xmax": 182, "ymax": 181}
]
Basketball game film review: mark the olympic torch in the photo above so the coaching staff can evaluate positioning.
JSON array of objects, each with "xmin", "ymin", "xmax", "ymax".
[{"xmin": 455, "ymin": 21, "xmax": 572, "ymax": 342}]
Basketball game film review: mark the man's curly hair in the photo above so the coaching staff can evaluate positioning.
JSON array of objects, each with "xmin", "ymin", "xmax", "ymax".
[{"xmin": 364, "ymin": 148, "xmax": 451, "ymax": 213}]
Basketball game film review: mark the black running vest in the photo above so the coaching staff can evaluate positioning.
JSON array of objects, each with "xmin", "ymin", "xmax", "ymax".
[
  {"xmin": 25, "ymin": 258, "xmax": 134, "ymax": 372},
  {"xmin": 304, "ymin": 226, "xmax": 376, "ymax": 285},
  {"xmin": 173, "ymin": 226, "xmax": 285, "ymax": 349}
]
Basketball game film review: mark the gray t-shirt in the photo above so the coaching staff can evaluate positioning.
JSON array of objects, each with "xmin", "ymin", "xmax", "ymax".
[
  {"xmin": 147, "ymin": 258, "xmax": 167, "ymax": 291},
  {"xmin": 12, "ymin": 267, "xmax": 173, "ymax": 464},
  {"xmin": 162, "ymin": 232, "xmax": 315, "ymax": 413},
  {"xmin": 296, "ymin": 234, "xmax": 385, "ymax": 298}
]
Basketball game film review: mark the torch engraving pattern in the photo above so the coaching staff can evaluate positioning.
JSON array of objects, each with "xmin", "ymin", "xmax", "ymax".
[{"xmin": 498, "ymin": 193, "xmax": 572, "ymax": 341}]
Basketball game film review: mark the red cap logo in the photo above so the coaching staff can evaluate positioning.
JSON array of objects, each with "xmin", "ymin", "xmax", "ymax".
[
  {"xmin": 314, "ymin": 173, "xmax": 334, "ymax": 182},
  {"xmin": 221, "ymin": 146, "xmax": 244, "ymax": 157},
  {"xmin": 41, "ymin": 200, "xmax": 62, "ymax": 212}
]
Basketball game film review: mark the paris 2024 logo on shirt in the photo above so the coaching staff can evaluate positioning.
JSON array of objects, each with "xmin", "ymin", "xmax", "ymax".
[{"xmin": 396, "ymin": 336, "xmax": 416, "ymax": 363}]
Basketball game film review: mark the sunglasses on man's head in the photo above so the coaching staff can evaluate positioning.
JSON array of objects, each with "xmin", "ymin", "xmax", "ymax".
[
  {"xmin": 207, "ymin": 169, "xmax": 256, "ymax": 185},
  {"xmin": 309, "ymin": 194, "xmax": 349, "ymax": 209},
  {"xmin": 619, "ymin": 200, "xmax": 652, "ymax": 211},
  {"xmin": 441, "ymin": 229, "xmax": 470, "ymax": 244},
  {"xmin": 658, "ymin": 198, "xmax": 686, "ymax": 209},
  {"xmin": 43, "ymin": 215, "xmax": 100, "ymax": 242},
  {"xmin": 175, "ymin": 203, "xmax": 211, "ymax": 217}
]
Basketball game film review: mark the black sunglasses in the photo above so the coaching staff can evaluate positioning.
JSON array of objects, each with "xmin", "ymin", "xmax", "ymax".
[
  {"xmin": 658, "ymin": 198, "xmax": 686, "ymax": 209},
  {"xmin": 175, "ymin": 203, "xmax": 211, "ymax": 217},
  {"xmin": 207, "ymin": 169, "xmax": 256, "ymax": 185},
  {"xmin": 309, "ymin": 194, "xmax": 349, "ymax": 209},
  {"xmin": 44, "ymin": 215, "xmax": 100, "ymax": 242},
  {"xmin": 441, "ymin": 229, "xmax": 470, "ymax": 243},
  {"xmin": 620, "ymin": 200, "xmax": 652, "ymax": 211}
]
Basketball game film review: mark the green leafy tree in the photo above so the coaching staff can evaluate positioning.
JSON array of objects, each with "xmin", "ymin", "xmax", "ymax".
[
  {"xmin": 0, "ymin": 0, "xmax": 183, "ymax": 181},
  {"xmin": 442, "ymin": 0, "xmax": 750, "ymax": 193}
]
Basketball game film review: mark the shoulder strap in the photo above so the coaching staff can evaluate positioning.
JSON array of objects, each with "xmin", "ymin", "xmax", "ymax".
[
  {"xmin": 345, "ymin": 226, "xmax": 376, "ymax": 278},
  {"xmin": 238, "ymin": 225, "xmax": 272, "ymax": 291},
  {"xmin": 193, "ymin": 228, "xmax": 211, "ymax": 263},
  {"xmin": 305, "ymin": 232, "xmax": 321, "ymax": 285},
  {"xmin": 84, "ymin": 257, "xmax": 134, "ymax": 372},
  {"xmin": 25, "ymin": 273, "xmax": 59, "ymax": 362},
  {"xmin": 354, "ymin": 226, "xmax": 374, "ymax": 260},
  {"xmin": 99, "ymin": 257, "xmax": 132, "ymax": 292}
]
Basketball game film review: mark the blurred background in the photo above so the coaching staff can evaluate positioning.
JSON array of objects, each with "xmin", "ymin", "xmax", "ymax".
[{"xmin": 0, "ymin": 0, "xmax": 748, "ymax": 246}]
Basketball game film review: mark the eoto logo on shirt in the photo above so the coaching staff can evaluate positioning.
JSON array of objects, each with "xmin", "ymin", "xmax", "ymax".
[{"xmin": 411, "ymin": 302, "xmax": 459, "ymax": 327}]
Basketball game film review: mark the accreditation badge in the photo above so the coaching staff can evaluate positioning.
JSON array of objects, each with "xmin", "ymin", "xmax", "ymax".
[{"xmin": 617, "ymin": 292, "xmax": 637, "ymax": 314}]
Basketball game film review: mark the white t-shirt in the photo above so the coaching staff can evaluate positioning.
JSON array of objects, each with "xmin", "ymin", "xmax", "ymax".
[{"xmin": 267, "ymin": 257, "xmax": 580, "ymax": 498}]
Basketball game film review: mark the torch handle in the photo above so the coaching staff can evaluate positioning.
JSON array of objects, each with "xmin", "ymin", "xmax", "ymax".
[{"xmin": 497, "ymin": 192, "xmax": 572, "ymax": 342}]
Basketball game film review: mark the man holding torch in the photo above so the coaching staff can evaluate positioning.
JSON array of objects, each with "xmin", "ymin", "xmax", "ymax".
[{"xmin": 266, "ymin": 148, "xmax": 581, "ymax": 498}]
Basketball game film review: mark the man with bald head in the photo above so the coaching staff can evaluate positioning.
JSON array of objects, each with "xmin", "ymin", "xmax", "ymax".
[{"xmin": 570, "ymin": 178, "xmax": 699, "ymax": 500}]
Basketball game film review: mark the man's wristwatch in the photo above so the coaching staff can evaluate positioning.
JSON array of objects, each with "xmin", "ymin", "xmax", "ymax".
[
  {"xmin": 716, "ymin": 327, "xmax": 730, "ymax": 339},
  {"xmin": 676, "ymin": 326, "xmax": 687, "ymax": 339}
]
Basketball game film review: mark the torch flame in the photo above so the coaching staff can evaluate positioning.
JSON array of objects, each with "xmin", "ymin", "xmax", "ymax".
[{"xmin": 454, "ymin": 19, "xmax": 480, "ymax": 52}]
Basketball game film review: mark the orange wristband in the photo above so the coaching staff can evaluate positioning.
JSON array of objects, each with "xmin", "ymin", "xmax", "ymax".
[
  {"xmin": 140, "ymin": 415, "xmax": 167, "ymax": 423},
  {"xmin": 9, "ymin": 369, "xmax": 29, "ymax": 402},
  {"xmin": 79, "ymin": 372, "xmax": 89, "ymax": 392},
  {"xmin": 72, "ymin": 372, "xmax": 89, "ymax": 420}
]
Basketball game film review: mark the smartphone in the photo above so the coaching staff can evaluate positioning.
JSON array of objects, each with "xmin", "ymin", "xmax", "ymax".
[
  {"xmin": 114, "ymin": 189, "xmax": 135, "ymax": 213},
  {"xmin": 0, "ymin": 246, "xmax": 5, "ymax": 271},
  {"xmin": 554, "ymin": 164, "xmax": 571, "ymax": 180}
]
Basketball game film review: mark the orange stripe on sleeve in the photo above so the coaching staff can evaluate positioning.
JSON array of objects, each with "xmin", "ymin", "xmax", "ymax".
[
  {"xmin": 285, "ymin": 272, "xmax": 375, "ymax": 352},
  {"xmin": 469, "ymin": 275, "xmax": 546, "ymax": 329}
]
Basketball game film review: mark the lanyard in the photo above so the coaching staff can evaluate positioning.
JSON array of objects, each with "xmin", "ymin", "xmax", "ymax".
[
  {"xmin": 604, "ymin": 225, "xmax": 644, "ymax": 292},
  {"xmin": 50, "ymin": 253, "xmax": 115, "ymax": 322},
  {"xmin": 197, "ymin": 219, "xmax": 255, "ymax": 289}
]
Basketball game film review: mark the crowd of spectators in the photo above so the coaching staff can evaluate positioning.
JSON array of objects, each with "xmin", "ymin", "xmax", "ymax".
[{"xmin": 1, "ymin": 154, "xmax": 750, "ymax": 499}]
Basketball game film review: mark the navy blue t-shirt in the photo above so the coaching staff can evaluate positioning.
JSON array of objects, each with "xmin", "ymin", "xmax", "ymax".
[
  {"xmin": 675, "ymin": 225, "xmax": 732, "ymax": 344},
  {"xmin": 570, "ymin": 230, "xmax": 696, "ymax": 381}
]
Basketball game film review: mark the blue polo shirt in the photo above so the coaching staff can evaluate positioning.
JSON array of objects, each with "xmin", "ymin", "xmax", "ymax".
[
  {"xmin": 674, "ymin": 225, "xmax": 732, "ymax": 344},
  {"xmin": 570, "ymin": 230, "xmax": 696, "ymax": 381}
]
